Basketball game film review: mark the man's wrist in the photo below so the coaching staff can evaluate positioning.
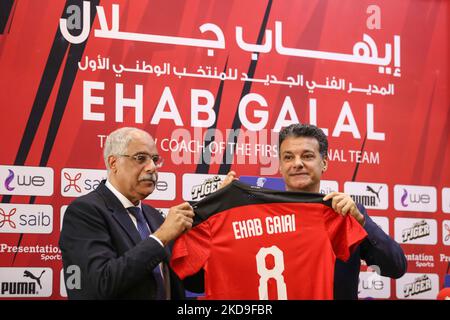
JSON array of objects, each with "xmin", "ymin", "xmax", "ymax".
[
  {"xmin": 150, "ymin": 234, "xmax": 165, "ymax": 247},
  {"xmin": 357, "ymin": 213, "xmax": 366, "ymax": 227}
]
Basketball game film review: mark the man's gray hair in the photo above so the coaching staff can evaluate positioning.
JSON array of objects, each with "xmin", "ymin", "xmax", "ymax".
[{"xmin": 103, "ymin": 127, "xmax": 150, "ymax": 170}]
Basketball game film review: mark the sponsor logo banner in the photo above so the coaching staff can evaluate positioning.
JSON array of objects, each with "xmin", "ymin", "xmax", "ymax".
[
  {"xmin": 183, "ymin": 174, "xmax": 226, "ymax": 201},
  {"xmin": 394, "ymin": 218, "xmax": 437, "ymax": 245},
  {"xmin": 61, "ymin": 168, "xmax": 175, "ymax": 200},
  {"xmin": 0, "ymin": 165, "xmax": 53, "ymax": 196},
  {"xmin": 0, "ymin": 204, "xmax": 53, "ymax": 234},
  {"xmin": 0, "ymin": 267, "xmax": 52, "ymax": 297},
  {"xmin": 61, "ymin": 168, "xmax": 107, "ymax": 197},
  {"xmin": 145, "ymin": 172, "xmax": 176, "ymax": 200},
  {"xmin": 344, "ymin": 181, "xmax": 388, "ymax": 210},
  {"xmin": 396, "ymin": 273, "xmax": 439, "ymax": 299},
  {"xmin": 358, "ymin": 269, "xmax": 391, "ymax": 299},
  {"xmin": 394, "ymin": 185, "xmax": 437, "ymax": 212}
]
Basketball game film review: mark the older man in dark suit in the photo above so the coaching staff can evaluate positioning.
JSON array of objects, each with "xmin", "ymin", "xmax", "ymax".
[{"xmin": 59, "ymin": 127, "xmax": 194, "ymax": 299}]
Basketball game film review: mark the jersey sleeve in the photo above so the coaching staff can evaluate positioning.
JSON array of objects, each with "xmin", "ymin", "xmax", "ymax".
[
  {"xmin": 323, "ymin": 208, "xmax": 368, "ymax": 262},
  {"xmin": 169, "ymin": 220, "xmax": 211, "ymax": 280}
]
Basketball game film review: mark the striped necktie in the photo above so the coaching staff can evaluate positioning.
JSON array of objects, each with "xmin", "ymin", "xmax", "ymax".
[{"xmin": 128, "ymin": 206, "xmax": 167, "ymax": 299}]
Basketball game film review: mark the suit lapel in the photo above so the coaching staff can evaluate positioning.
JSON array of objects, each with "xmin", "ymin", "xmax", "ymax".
[
  {"xmin": 96, "ymin": 181, "xmax": 142, "ymax": 245},
  {"xmin": 142, "ymin": 206, "xmax": 173, "ymax": 258},
  {"xmin": 112, "ymin": 207, "xmax": 142, "ymax": 245}
]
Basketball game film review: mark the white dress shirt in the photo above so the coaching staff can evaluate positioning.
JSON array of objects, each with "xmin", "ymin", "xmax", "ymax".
[{"xmin": 105, "ymin": 180, "xmax": 163, "ymax": 247}]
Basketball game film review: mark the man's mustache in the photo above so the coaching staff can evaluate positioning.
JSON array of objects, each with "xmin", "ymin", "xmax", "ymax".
[{"xmin": 138, "ymin": 173, "xmax": 157, "ymax": 183}]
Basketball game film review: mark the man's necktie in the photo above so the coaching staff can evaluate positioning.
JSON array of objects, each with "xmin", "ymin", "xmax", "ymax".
[
  {"xmin": 128, "ymin": 206, "xmax": 167, "ymax": 299},
  {"xmin": 128, "ymin": 206, "xmax": 150, "ymax": 239}
]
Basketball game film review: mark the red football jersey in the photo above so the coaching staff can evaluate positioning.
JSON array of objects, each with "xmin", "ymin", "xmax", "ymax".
[{"xmin": 170, "ymin": 181, "xmax": 367, "ymax": 300}]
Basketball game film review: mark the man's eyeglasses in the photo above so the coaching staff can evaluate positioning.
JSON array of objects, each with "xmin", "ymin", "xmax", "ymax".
[{"xmin": 118, "ymin": 153, "xmax": 164, "ymax": 168}]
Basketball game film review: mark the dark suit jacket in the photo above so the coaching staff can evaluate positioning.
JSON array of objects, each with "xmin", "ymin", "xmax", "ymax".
[
  {"xmin": 333, "ymin": 204, "xmax": 407, "ymax": 299},
  {"xmin": 59, "ymin": 180, "xmax": 185, "ymax": 299}
]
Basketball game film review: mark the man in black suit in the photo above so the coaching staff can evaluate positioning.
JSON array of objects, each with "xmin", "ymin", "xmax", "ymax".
[
  {"xmin": 59, "ymin": 127, "xmax": 194, "ymax": 299},
  {"xmin": 221, "ymin": 123, "xmax": 407, "ymax": 299}
]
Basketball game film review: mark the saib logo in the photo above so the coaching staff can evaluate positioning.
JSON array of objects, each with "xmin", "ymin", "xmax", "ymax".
[
  {"xmin": 0, "ymin": 207, "xmax": 16, "ymax": 229},
  {"xmin": 63, "ymin": 172, "xmax": 82, "ymax": 193},
  {"xmin": 0, "ymin": 204, "xmax": 53, "ymax": 234},
  {"xmin": 61, "ymin": 168, "xmax": 107, "ymax": 197},
  {"xmin": 0, "ymin": 165, "xmax": 53, "ymax": 196}
]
